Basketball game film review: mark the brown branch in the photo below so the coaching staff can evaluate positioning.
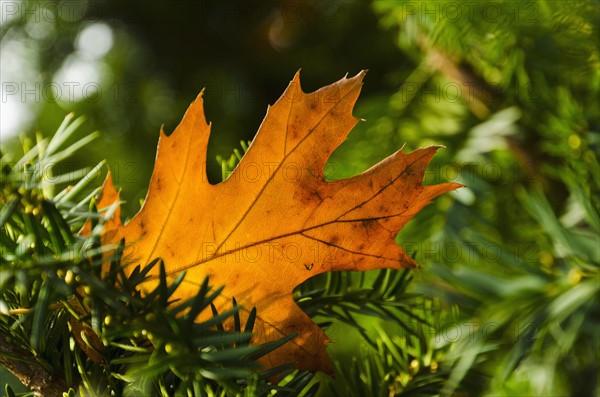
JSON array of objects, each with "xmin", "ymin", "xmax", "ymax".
[
  {"xmin": 417, "ymin": 37, "xmax": 544, "ymax": 186},
  {"xmin": 424, "ymin": 46, "xmax": 502, "ymax": 119},
  {"xmin": 0, "ymin": 333, "xmax": 70, "ymax": 397}
]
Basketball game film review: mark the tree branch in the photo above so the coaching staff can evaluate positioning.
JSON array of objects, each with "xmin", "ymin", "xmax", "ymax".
[
  {"xmin": 0, "ymin": 333, "xmax": 70, "ymax": 397},
  {"xmin": 418, "ymin": 38, "xmax": 543, "ymax": 185}
]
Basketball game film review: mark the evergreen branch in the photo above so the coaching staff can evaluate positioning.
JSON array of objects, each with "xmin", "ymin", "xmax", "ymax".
[
  {"xmin": 1, "ymin": 116, "xmax": 313, "ymax": 396},
  {"xmin": 420, "ymin": 176, "xmax": 600, "ymax": 395},
  {"xmin": 295, "ymin": 269, "xmax": 424, "ymax": 332}
]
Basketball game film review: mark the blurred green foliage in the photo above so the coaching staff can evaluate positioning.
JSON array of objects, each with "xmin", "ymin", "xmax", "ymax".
[{"xmin": 1, "ymin": 0, "xmax": 599, "ymax": 396}]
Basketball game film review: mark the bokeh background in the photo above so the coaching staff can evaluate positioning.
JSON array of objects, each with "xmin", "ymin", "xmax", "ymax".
[{"xmin": 1, "ymin": 0, "xmax": 599, "ymax": 395}]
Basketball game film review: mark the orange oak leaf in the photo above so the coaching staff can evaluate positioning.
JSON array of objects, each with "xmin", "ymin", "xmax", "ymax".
[{"xmin": 94, "ymin": 71, "xmax": 460, "ymax": 374}]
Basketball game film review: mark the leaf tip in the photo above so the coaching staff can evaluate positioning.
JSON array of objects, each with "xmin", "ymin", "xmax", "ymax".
[
  {"xmin": 191, "ymin": 91, "xmax": 207, "ymax": 114},
  {"xmin": 452, "ymin": 182, "xmax": 467, "ymax": 190},
  {"xmin": 159, "ymin": 124, "xmax": 167, "ymax": 139},
  {"xmin": 350, "ymin": 69, "xmax": 367, "ymax": 83},
  {"xmin": 292, "ymin": 69, "xmax": 302, "ymax": 84},
  {"xmin": 103, "ymin": 169, "xmax": 119, "ymax": 195}
]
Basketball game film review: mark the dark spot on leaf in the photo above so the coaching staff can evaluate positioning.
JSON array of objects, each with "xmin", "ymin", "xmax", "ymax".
[
  {"xmin": 361, "ymin": 219, "xmax": 376, "ymax": 229},
  {"xmin": 295, "ymin": 186, "xmax": 322, "ymax": 205}
]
